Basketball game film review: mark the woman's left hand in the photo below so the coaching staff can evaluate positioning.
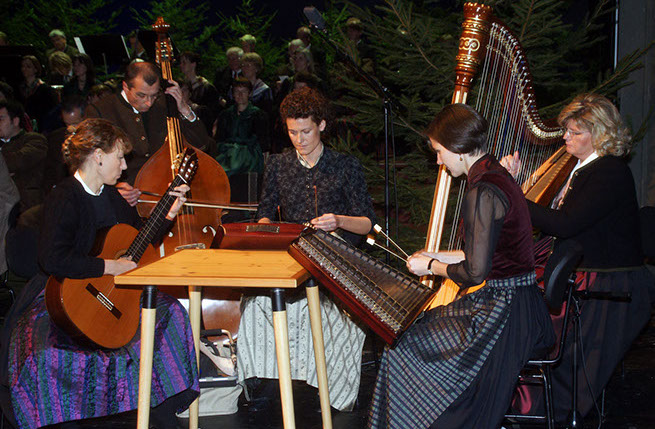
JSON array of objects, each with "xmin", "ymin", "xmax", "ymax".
[
  {"xmin": 166, "ymin": 184, "xmax": 190, "ymax": 219},
  {"xmin": 311, "ymin": 213, "xmax": 340, "ymax": 232}
]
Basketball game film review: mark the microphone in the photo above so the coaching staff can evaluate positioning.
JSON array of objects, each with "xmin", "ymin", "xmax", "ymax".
[{"xmin": 303, "ymin": 6, "xmax": 327, "ymax": 31}]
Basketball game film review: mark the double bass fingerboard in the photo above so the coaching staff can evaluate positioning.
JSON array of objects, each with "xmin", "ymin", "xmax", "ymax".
[{"xmin": 289, "ymin": 228, "xmax": 436, "ymax": 346}]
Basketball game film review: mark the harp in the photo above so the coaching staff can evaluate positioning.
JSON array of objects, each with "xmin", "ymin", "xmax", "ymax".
[{"xmin": 425, "ymin": 3, "xmax": 574, "ymax": 306}]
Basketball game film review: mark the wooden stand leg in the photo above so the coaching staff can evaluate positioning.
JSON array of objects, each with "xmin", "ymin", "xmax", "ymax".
[
  {"xmin": 137, "ymin": 286, "xmax": 157, "ymax": 429},
  {"xmin": 271, "ymin": 288, "xmax": 296, "ymax": 429},
  {"xmin": 306, "ymin": 279, "xmax": 333, "ymax": 429},
  {"xmin": 187, "ymin": 285, "xmax": 202, "ymax": 429}
]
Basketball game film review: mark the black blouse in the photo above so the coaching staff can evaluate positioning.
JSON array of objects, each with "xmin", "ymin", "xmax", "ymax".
[{"xmin": 257, "ymin": 148, "xmax": 376, "ymax": 244}]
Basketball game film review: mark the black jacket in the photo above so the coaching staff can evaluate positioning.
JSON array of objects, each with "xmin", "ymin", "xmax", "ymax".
[{"xmin": 528, "ymin": 155, "xmax": 642, "ymax": 269}]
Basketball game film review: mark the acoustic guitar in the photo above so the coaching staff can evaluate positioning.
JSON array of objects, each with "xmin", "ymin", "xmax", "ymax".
[{"xmin": 45, "ymin": 148, "xmax": 198, "ymax": 349}]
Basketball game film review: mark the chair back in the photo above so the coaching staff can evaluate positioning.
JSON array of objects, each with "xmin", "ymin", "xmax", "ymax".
[
  {"xmin": 543, "ymin": 239, "xmax": 583, "ymax": 311},
  {"xmin": 639, "ymin": 206, "xmax": 655, "ymax": 260}
]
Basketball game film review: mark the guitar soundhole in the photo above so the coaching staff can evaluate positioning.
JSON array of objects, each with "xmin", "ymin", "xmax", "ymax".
[{"xmin": 85, "ymin": 283, "xmax": 122, "ymax": 319}]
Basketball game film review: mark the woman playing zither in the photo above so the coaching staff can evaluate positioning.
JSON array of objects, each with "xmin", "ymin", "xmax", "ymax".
[{"xmin": 238, "ymin": 87, "xmax": 376, "ymax": 411}]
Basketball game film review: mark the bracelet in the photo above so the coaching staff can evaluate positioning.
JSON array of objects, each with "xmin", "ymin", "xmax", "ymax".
[
  {"xmin": 427, "ymin": 258, "xmax": 436, "ymax": 275},
  {"xmin": 182, "ymin": 106, "xmax": 197, "ymax": 122}
]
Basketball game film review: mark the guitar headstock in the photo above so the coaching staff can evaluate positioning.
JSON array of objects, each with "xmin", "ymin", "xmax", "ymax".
[{"xmin": 175, "ymin": 148, "xmax": 198, "ymax": 184}]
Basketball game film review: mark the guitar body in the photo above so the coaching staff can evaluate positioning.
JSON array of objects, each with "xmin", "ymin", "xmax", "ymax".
[{"xmin": 45, "ymin": 223, "xmax": 159, "ymax": 349}]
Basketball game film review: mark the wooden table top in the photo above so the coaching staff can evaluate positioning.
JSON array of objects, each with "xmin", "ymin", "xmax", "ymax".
[{"xmin": 115, "ymin": 249, "xmax": 310, "ymax": 288}]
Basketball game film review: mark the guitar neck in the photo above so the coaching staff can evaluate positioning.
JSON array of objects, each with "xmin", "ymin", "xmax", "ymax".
[{"xmin": 126, "ymin": 176, "xmax": 184, "ymax": 262}]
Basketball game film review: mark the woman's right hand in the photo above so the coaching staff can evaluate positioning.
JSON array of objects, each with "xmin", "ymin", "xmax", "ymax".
[
  {"xmin": 104, "ymin": 257, "xmax": 137, "ymax": 276},
  {"xmin": 500, "ymin": 151, "xmax": 522, "ymax": 179}
]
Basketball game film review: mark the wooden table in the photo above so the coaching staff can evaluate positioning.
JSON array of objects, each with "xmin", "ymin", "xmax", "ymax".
[{"xmin": 115, "ymin": 249, "xmax": 333, "ymax": 429}]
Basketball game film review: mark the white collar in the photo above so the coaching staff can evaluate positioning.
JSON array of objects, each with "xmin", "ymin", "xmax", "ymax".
[
  {"xmin": 121, "ymin": 90, "xmax": 140, "ymax": 114},
  {"xmin": 570, "ymin": 151, "xmax": 599, "ymax": 177},
  {"xmin": 296, "ymin": 145, "xmax": 324, "ymax": 169},
  {"xmin": 74, "ymin": 170, "xmax": 103, "ymax": 196}
]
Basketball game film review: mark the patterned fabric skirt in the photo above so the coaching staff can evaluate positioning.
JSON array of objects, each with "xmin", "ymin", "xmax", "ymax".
[
  {"xmin": 367, "ymin": 273, "xmax": 555, "ymax": 429},
  {"xmin": 7, "ymin": 291, "xmax": 199, "ymax": 429},
  {"xmin": 237, "ymin": 291, "xmax": 366, "ymax": 411}
]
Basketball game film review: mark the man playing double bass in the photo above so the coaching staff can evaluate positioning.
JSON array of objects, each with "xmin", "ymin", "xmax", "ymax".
[{"xmin": 85, "ymin": 61, "xmax": 214, "ymax": 205}]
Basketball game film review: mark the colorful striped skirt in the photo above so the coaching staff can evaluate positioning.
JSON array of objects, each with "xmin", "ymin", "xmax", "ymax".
[{"xmin": 7, "ymin": 291, "xmax": 199, "ymax": 428}]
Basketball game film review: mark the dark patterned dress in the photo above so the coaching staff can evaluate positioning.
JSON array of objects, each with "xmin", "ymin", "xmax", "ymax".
[
  {"xmin": 367, "ymin": 155, "xmax": 555, "ymax": 429},
  {"xmin": 237, "ymin": 148, "xmax": 376, "ymax": 411},
  {"xmin": 0, "ymin": 177, "xmax": 199, "ymax": 428}
]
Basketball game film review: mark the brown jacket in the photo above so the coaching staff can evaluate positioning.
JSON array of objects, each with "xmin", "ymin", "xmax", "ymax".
[
  {"xmin": 84, "ymin": 92, "xmax": 214, "ymax": 184},
  {"xmin": 1, "ymin": 131, "xmax": 47, "ymax": 212}
]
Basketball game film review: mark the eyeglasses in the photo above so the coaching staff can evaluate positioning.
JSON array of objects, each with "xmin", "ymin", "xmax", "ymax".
[
  {"xmin": 564, "ymin": 128, "xmax": 588, "ymax": 137},
  {"xmin": 134, "ymin": 91, "xmax": 160, "ymax": 103}
]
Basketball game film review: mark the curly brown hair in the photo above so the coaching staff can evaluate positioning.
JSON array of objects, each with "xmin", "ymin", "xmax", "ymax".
[
  {"xmin": 279, "ymin": 86, "xmax": 329, "ymax": 126},
  {"xmin": 62, "ymin": 118, "xmax": 132, "ymax": 172}
]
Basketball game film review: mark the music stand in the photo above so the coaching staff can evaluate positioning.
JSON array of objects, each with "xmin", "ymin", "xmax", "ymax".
[
  {"xmin": 74, "ymin": 35, "xmax": 130, "ymax": 76},
  {"xmin": 0, "ymin": 45, "xmax": 42, "ymax": 90}
]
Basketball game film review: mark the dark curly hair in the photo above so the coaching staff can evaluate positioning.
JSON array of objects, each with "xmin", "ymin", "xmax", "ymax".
[{"xmin": 279, "ymin": 86, "xmax": 329, "ymax": 126}]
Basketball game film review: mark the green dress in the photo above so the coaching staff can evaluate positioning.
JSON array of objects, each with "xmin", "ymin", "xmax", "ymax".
[{"xmin": 214, "ymin": 103, "xmax": 268, "ymax": 176}]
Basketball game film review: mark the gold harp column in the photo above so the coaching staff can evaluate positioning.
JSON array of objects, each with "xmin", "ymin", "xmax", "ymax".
[{"xmin": 423, "ymin": 3, "xmax": 493, "ymax": 306}]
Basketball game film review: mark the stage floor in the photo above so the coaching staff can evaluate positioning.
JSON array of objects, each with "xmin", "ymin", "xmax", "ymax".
[{"xmin": 1, "ymin": 285, "xmax": 653, "ymax": 429}]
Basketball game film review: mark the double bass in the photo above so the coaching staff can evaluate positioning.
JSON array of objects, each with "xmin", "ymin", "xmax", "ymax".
[{"xmin": 135, "ymin": 17, "xmax": 241, "ymax": 337}]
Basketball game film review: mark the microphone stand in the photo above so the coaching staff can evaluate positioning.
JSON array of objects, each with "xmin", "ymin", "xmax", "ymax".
[{"xmin": 307, "ymin": 22, "xmax": 404, "ymax": 263}]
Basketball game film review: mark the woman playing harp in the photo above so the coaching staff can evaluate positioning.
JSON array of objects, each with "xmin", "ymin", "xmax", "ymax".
[
  {"xmin": 367, "ymin": 104, "xmax": 554, "ymax": 429},
  {"xmin": 503, "ymin": 93, "xmax": 655, "ymax": 423}
]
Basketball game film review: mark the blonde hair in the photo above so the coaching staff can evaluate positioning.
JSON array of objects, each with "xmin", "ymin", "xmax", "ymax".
[
  {"xmin": 49, "ymin": 51, "xmax": 72, "ymax": 73},
  {"xmin": 242, "ymin": 52, "xmax": 263, "ymax": 73},
  {"xmin": 558, "ymin": 93, "xmax": 632, "ymax": 157},
  {"xmin": 62, "ymin": 118, "xmax": 132, "ymax": 172}
]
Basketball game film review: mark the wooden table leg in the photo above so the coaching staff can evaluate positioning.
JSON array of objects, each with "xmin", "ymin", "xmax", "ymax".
[
  {"xmin": 187, "ymin": 285, "xmax": 202, "ymax": 429},
  {"xmin": 306, "ymin": 279, "xmax": 333, "ymax": 429},
  {"xmin": 271, "ymin": 288, "xmax": 296, "ymax": 429},
  {"xmin": 137, "ymin": 285, "xmax": 157, "ymax": 429}
]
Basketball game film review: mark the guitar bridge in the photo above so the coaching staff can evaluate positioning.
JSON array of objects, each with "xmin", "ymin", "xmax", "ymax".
[{"xmin": 86, "ymin": 283, "xmax": 122, "ymax": 319}]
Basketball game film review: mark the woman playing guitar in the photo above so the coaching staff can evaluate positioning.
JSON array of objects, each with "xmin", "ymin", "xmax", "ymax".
[{"xmin": 0, "ymin": 119, "xmax": 198, "ymax": 429}]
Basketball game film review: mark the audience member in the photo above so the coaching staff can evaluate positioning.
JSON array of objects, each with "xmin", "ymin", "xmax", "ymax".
[
  {"xmin": 179, "ymin": 51, "xmax": 220, "ymax": 134},
  {"xmin": 0, "ymin": 100, "xmax": 47, "ymax": 218},
  {"xmin": 47, "ymin": 51, "xmax": 73, "ymax": 85},
  {"xmin": 296, "ymin": 26, "xmax": 326, "ymax": 79},
  {"xmin": 42, "ymin": 95, "xmax": 86, "ymax": 193},
  {"xmin": 213, "ymin": 46, "xmax": 243, "ymax": 107},
  {"xmin": 63, "ymin": 53, "xmax": 97, "ymax": 98},
  {"xmin": 127, "ymin": 30, "xmax": 148, "ymax": 61},
  {"xmin": 87, "ymin": 83, "xmax": 113, "ymax": 106},
  {"xmin": 0, "ymin": 82, "xmax": 33, "ymax": 132},
  {"xmin": 214, "ymin": 77, "xmax": 269, "ymax": 178},
  {"xmin": 0, "ymin": 32, "xmax": 8, "ymax": 46},
  {"xmin": 344, "ymin": 17, "xmax": 375, "ymax": 73},
  {"xmin": 17, "ymin": 55, "xmax": 58, "ymax": 132},
  {"xmin": 240, "ymin": 34, "xmax": 257, "ymax": 53},
  {"xmin": 240, "ymin": 52, "xmax": 273, "ymax": 116},
  {"xmin": 0, "ymin": 155, "xmax": 19, "ymax": 276},
  {"xmin": 45, "ymin": 29, "xmax": 79, "ymax": 60}
]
